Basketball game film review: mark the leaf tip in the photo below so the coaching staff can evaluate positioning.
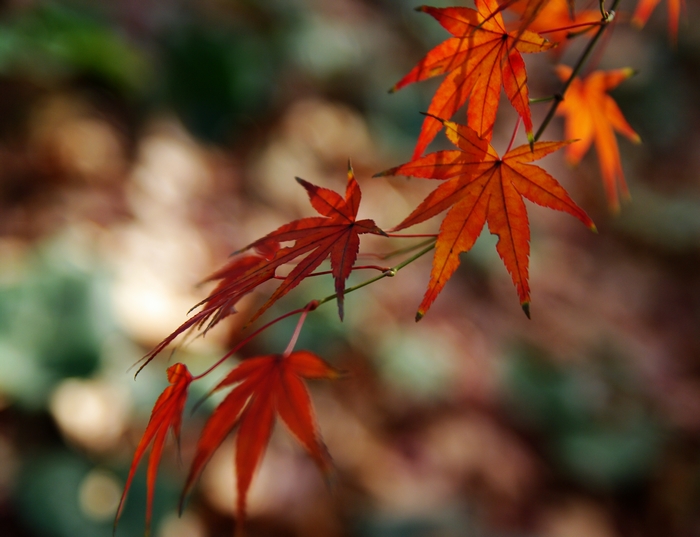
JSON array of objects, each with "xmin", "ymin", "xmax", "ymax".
[
  {"xmin": 521, "ymin": 302, "xmax": 531, "ymax": 319},
  {"xmin": 415, "ymin": 5, "xmax": 429, "ymax": 12},
  {"xmin": 589, "ymin": 222, "xmax": 598, "ymax": 233},
  {"xmin": 527, "ymin": 132, "xmax": 535, "ymax": 151},
  {"xmin": 337, "ymin": 301, "xmax": 345, "ymax": 322},
  {"xmin": 622, "ymin": 67, "xmax": 639, "ymax": 79},
  {"xmin": 419, "ymin": 111, "xmax": 445, "ymax": 124},
  {"xmin": 415, "ymin": 310, "xmax": 424, "ymax": 322}
]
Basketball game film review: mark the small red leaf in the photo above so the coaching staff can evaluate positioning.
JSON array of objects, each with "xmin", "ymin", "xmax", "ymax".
[
  {"xmin": 180, "ymin": 351, "xmax": 338, "ymax": 534},
  {"xmin": 115, "ymin": 363, "xmax": 192, "ymax": 536}
]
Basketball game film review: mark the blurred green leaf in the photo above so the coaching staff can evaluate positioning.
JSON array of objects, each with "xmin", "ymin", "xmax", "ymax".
[
  {"xmin": 163, "ymin": 24, "xmax": 276, "ymax": 143},
  {"xmin": 0, "ymin": 4, "xmax": 149, "ymax": 92}
]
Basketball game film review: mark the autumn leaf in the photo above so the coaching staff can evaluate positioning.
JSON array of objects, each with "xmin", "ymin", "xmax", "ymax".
[
  {"xmin": 180, "ymin": 351, "xmax": 339, "ymax": 535},
  {"xmin": 115, "ymin": 363, "xmax": 193, "ymax": 536},
  {"xmin": 501, "ymin": 0, "xmax": 554, "ymax": 41},
  {"xmin": 138, "ymin": 165, "xmax": 382, "ymax": 372},
  {"xmin": 632, "ymin": 0, "xmax": 683, "ymax": 42},
  {"xmin": 507, "ymin": 0, "xmax": 600, "ymax": 45},
  {"xmin": 140, "ymin": 244, "xmax": 280, "ymax": 369},
  {"xmin": 242, "ymin": 164, "xmax": 384, "ymax": 324},
  {"xmin": 376, "ymin": 120, "xmax": 595, "ymax": 319},
  {"xmin": 555, "ymin": 65, "xmax": 641, "ymax": 212},
  {"xmin": 391, "ymin": 0, "xmax": 554, "ymax": 158}
]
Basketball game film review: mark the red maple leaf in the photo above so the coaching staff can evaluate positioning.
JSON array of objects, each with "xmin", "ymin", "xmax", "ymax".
[
  {"xmin": 242, "ymin": 165, "xmax": 384, "ymax": 324},
  {"xmin": 376, "ymin": 120, "xmax": 595, "ymax": 318},
  {"xmin": 555, "ymin": 65, "xmax": 641, "ymax": 212},
  {"xmin": 180, "ymin": 351, "xmax": 340, "ymax": 534},
  {"xmin": 140, "ymin": 243, "xmax": 280, "ymax": 367},
  {"xmin": 115, "ymin": 363, "xmax": 193, "ymax": 536},
  {"xmin": 391, "ymin": 0, "xmax": 554, "ymax": 158},
  {"xmin": 139, "ymin": 165, "xmax": 383, "ymax": 371}
]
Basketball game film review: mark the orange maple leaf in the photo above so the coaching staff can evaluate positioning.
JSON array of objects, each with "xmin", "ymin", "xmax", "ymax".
[
  {"xmin": 499, "ymin": 0, "xmax": 555, "ymax": 41},
  {"xmin": 507, "ymin": 0, "xmax": 600, "ymax": 44},
  {"xmin": 632, "ymin": 0, "xmax": 684, "ymax": 41},
  {"xmin": 180, "ymin": 351, "xmax": 339, "ymax": 535},
  {"xmin": 115, "ymin": 363, "xmax": 193, "ymax": 536},
  {"xmin": 555, "ymin": 65, "xmax": 641, "ymax": 212},
  {"xmin": 391, "ymin": 0, "xmax": 554, "ymax": 158},
  {"xmin": 376, "ymin": 120, "xmax": 595, "ymax": 318}
]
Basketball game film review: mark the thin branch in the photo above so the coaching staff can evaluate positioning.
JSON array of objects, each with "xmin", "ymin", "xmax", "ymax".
[
  {"xmin": 533, "ymin": 0, "xmax": 620, "ymax": 142},
  {"xmin": 316, "ymin": 241, "xmax": 436, "ymax": 308}
]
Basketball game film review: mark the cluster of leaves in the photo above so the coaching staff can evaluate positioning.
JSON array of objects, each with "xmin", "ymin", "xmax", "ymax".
[{"xmin": 115, "ymin": 0, "xmax": 684, "ymax": 534}]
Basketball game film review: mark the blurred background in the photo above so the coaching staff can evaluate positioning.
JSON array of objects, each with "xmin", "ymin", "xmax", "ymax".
[{"xmin": 0, "ymin": 0, "xmax": 699, "ymax": 536}]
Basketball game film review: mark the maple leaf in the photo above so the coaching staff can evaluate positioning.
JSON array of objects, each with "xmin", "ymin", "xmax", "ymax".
[
  {"xmin": 376, "ymin": 120, "xmax": 595, "ymax": 319},
  {"xmin": 140, "ymin": 244, "xmax": 280, "ymax": 369},
  {"xmin": 138, "ymin": 166, "xmax": 382, "ymax": 372},
  {"xmin": 180, "ymin": 351, "xmax": 339, "ymax": 534},
  {"xmin": 391, "ymin": 0, "xmax": 555, "ymax": 158},
  {"xmin": 242, "ymin": 164, "xmax": 384, "ymax": 323},
  {"xmin": 507, "ymin": 0, "xmax": 600, "ymax": 45},
  {"xmin": 632, "ymin": 0, "xmax": 684, "ymax": 42},
  {"xmin": 501, "ymin": 0, "xmax": 555, "ymax": 40},
  {"xmin": 555, "ymin": 65, "xmax": 641, "ymax": 212},
  {"xmin": 115, "ymin": 363, "xmax": 193, "ymax": 536}
]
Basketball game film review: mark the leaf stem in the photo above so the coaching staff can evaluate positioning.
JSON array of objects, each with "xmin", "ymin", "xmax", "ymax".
[
  {"xmin": 506, "ymin": 116, "xmax": 521, "ymax": 153},
  {"xmin": 274, "ymin": 265, "xmax": 388, "ymax": 280},
  {"xmin": 282, "ymin": 306, "xmax": 312, "ymax": 357},
  {"xmin": 192, "ymin": 305, "xmax": 311, "ymax": 380},
  {"xmin": 315, "ymin": 241, "xmax": 436, "ymax": 308},
  {"xmin": 384, "ymin": 233, "xmax": 439, "ymax": 238},
  {"xmin": 361, "ymin": 237, "xmax": 438, "ymax": 261},
  {"xmin": 529, "ymin": 95, "xmax": 557, "ymax": 104},
  {"xmin": 533, "ymin": 0, "xmax": 620, "ymax": 142},
  {"xmin": 538, "ymin": 21, "xmax": 603, "ymax": 34}
]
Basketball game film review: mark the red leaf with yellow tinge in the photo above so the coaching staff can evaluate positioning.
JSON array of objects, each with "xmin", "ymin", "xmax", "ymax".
[
  {"xmin": 376, "ymin": 120, "xmax": 595, "ymax": 318},
  {"xmin": 632, "ymin": 0, "xmax": 684, "ymax": 42},
  {"xmin": 115, "ymin": 363, "xmax": 192, "ymax": 536},
  {"xmin": 180, "ymin": 351, "xmax": 339, "ymax": 535},
  {"xmin": 555, "ymin": 65, "xmax": 641, "ymax": 212},
  {"xmin": 391, "ymin": 0, "xmax": 554, "ymax": 157}
]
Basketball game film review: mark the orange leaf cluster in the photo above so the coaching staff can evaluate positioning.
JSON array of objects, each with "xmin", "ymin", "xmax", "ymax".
[
  {"xmin": 116, "ymin": 0, "xmax": 673, "ymax": 534},
  {"xmin": 391, "ymin": 0, "xmax": 554, "ymax": 157}
]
